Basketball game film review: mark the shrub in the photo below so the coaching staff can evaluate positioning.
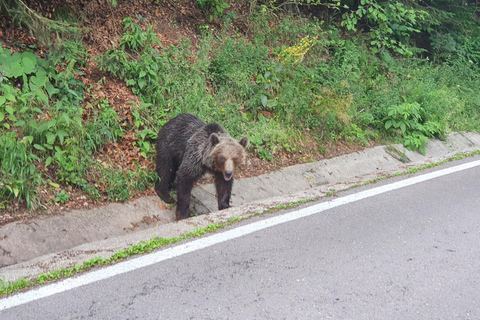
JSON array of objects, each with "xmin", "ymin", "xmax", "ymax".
[
  {"xmin": 384, "ymin": 102, "xmax": 444, "ymax": 154},
  {"xmin": 208, "ymin": 37, "xmax": 269, "ymax": 96}
]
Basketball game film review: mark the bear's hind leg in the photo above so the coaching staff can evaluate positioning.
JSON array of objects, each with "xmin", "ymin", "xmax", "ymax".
[
  {"xmin": 155, "ymin": 158, "xmax": 176, "ymax": 204},
  {"xmin": 215, "ymin": 173, "xmax": 233, "ymax": 210},
  {"xmin": 175, "ymin": 170, "xmax": 197, "ymax": 220}
]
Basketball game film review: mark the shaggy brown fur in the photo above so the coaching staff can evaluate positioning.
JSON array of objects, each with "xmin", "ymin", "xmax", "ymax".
[{"xmin": 155, "ymin": 113, "xmax": 248, "ymax": 220}]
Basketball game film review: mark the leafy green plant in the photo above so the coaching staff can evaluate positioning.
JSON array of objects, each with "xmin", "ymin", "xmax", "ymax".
[
  {"xmin": 384, "ymin": 102, "xmax": 443, "ymax": 154},
  {"xmin": 249, "ymin": 133, "xmax": 273, "ymax": 161},
  {"xmin": 0, "ymin": 42, "xmax": 117, "ymax": 209},
  {"xmin": 49, "ymin": 38, "xmax": 89, "ymax": 68},
  {"xmin": 136, "ymin": 128, "xmax": 157, "ymax": 159},
  {"xmin": 340, "ymin": 123, "xmax": 374, "ymax": 146},
  {"xmin": 0, "ymin": 47, "xmax": 85, "ymax": 207},
  {"xmin": 83, "ymin": 100, "xmax": 124, "ymax": 153},
  {"xmin": 257, "ymin": 62, "xmax": 282, "ymax": 112},
  {"xmin": 208, "ymin": 36, "xmax": 268, "ymax": 96},
  {"xmin": 277, "ymin": 35, "xmax": 318, "ymax": 64},
  {"xmin": 341, "ymin": 1, "xmax": 428, "ymax": 56},
  {"xmin": 54, "ymin": 190, "xmax": 70, "ymax": 203},
  {"xmin": 197, "ymin": 0, "xmax": 230, "ymax": 19},
  {"xmin": 0, "ymin": 132, "xmax": 42, "ymax": 209},
  {"xmin": 97, "ymin": 17, "xmax": 175, "ymax": 105},
  {"xmin": 120, "ymin": 16, "xmax": 150, "ymax": 51}
]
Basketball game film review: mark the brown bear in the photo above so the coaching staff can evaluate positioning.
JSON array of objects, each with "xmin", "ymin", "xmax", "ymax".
[{"xmin": 155, "ymin": 113, "xmax": 248, "ymax": 220}]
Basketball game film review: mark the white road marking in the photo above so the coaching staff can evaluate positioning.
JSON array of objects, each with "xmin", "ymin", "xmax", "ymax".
[{"xmin": 2, "ymin": 159, "xmax": 480, "ymax": 311}]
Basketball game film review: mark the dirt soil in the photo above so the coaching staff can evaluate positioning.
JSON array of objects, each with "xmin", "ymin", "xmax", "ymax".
[{"xmin": 0, "ymin": 0, "xmax": 375, "ymax": 226}]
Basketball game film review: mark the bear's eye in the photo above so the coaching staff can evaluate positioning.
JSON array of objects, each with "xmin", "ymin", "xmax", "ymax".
[
  {"xmin": 220, "ymin": 157, "xmax": 226, "ymax": 163},
  {"xmin": 233, "ymin": 157, "xmax": 239, "ymax": 164}
]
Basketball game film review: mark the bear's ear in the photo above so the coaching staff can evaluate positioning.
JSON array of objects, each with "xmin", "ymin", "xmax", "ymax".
[
  {"xmin": 239, "ymin": 136, "xmax": 248, "ymax": 148},
  {"xmin": 210, "ymin": 133, "xmax": 220, "ymax": 146}
]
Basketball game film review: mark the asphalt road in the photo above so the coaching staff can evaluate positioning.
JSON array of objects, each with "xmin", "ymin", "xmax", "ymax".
[{"xmin": 1, "ymin": 157, "xmax": 480, "ymax": 319}]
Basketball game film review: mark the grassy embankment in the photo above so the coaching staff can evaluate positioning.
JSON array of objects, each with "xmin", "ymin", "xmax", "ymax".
[{"xmin": 1, "ymin": 1, "xmax": 479, "ymax": 211}]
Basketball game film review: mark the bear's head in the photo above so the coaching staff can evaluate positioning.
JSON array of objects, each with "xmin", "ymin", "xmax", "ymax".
[{"xmin": 210, "ymin": 133, "xmax": 248, "ymax": 181}]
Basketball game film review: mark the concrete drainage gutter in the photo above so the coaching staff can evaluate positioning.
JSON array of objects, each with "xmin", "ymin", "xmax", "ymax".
[{"xmin": 1, "ymin": 132, "xmax": 479, "ymax": 281}]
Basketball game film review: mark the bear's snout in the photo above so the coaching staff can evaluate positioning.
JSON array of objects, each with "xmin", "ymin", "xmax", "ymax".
[{"xmin": 224, "ymin": 170, "xmax": 233, "ymax": 181}]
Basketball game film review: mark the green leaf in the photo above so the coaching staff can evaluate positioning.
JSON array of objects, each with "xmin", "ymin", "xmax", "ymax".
[
  {"xmin": 56, "ymin": 129, "xmax": 68, "ymax": 144},
  {"xmin": 46, "ymin": 81, "xmax": 60, "ymax": 97},
  {"xmin": 30, "ymin": 69, "xmax": 48, "ymax": 90},
  {"xmin": 5, "ymin": 93, "xmax": 16, "ymax": 102},
  {"xmin": 22, "ymin": 54, "xmax": 37, "ymax": 74},
  {"xmin": 385, "ymin": 120, "xmax": 392, "ymax": 130},
  {"xmin": 0, "ymin": 96, "xmax": 6, "ymax": 106},
  {"xmin": 10, "ymin": 61, "xmax": 23, "ymax": 78},
  {"xmin": 13, "ymin": 120, "xmax": 25, "ymax": 127},
  {"xmin": 267, "ymin": 100, "xmax": 277, "ymax": 108},
  {"xmin": 34, "ymin": 144, "xmax": 46, "ymax": 151},
  {"xmin": 138, "ymin": 78, "xmax": 146, "ymax": 89},
  {"xmin": 45, "ymin": 131, "xmax": 56, "ymax": 145},
  {"xmin": 0, "ymin": 112, "xmax": 4, "ymax": 122},
  {"xmin": 25, "ymin": 136, "xmax": 34, "ymax": 144},
  {"xmin": 261, "ymin": 95, "xmax": 268, "ymax": 108},
  {"xmin": 36, "ymin": 90, "xmax": 49, "ymax": 103},
  {"xmin": 5, "ymin": 105, "xmax": 14, "ymax": 115},
  {"xmin": 45, "ymin": 157, "xmax": 54, "ymax": 168}
]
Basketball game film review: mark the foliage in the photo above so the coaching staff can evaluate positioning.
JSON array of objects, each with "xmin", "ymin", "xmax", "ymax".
[
  {"xmin": 277, "ymin": 35, "xmax": 318, "ymax": 64},
  {"xmin": 1, "ymin": 0, "xmax": 85, "ymax": 66},
  {"xmin": 54, "ymin": 190, "xmax": 70, "ymax": 203},
  {"xmin": 384, "ymin": 102, "xmax": 444, "ymax": 154},
  {"xmin": 422, "ymin": 1, "xmax": 480, "ymax": 64},
  {"xmin": 0, "ymin": 132, "xmax": 42, "ymax": 209},
  {"xmin": 97, "ymin": 16, "xmax": 164, "ymax": 103},
  {"xmin": 197, "ymin": 0, "xmax": 230, "ymax": 19},
  {"xmin": 0, "ymin": 44, "xmax": 146, "ymax": 209},
  {"xmin": 0, "ymin": 47, "xmax": 85, "ymax": 208},
  {"xmin": 98, "ymin": 16, "xmax": 205, "ymax": 117},
  {"xmin": 208, "ymin": 36, "xmax": 269, "ymax": 96},
  {"xmin": 341, "ymin": 0, "xmax": 428, "ymax": 56},
  {"xmin": 2, "ymin": 2, "xmax": 480, "ymax": 211}
]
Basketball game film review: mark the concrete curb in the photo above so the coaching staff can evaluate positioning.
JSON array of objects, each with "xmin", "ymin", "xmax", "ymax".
[{"xmin": 1, "ymin": 132, "xmax": 479, "ymax": 281}]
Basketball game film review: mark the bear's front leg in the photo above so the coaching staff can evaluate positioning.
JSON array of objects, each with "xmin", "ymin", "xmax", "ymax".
[
  {"xmin": 215, "ymin": 172, "xmax": 233, "ymax": 210},
  {"xmin": 175, "ymin": 170, "xmax": 197, "ymax": 220}
]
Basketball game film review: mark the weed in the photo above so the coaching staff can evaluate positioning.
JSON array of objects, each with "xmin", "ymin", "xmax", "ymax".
[
  {"xmin": 54, "ymin": 190, "xmax": 70, "ymax": 204},
  {"xmin": 208, "ymin": 36, "xmax": 268, "ymax": 97},
  {"xmin": 83, "ymin": 100, "xmax": 123, "ymax": 154},
  {"xmin": 277, "ymin": 35, "xmax": 318, "ymax": 64},
  {"xmin": 0, "ymin": 132, "xmax": 42, "ymax": 209},
  {"xmin": 197, "ymin": 0, "xmax": 230, "ymax": 19},
  {"xmin": 340, "ymin": 123, "xmax": 375, "ymax": 146},
  {"xmin": 384, "ymin": 102, "xmax": 444, "ymax": 154}
]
